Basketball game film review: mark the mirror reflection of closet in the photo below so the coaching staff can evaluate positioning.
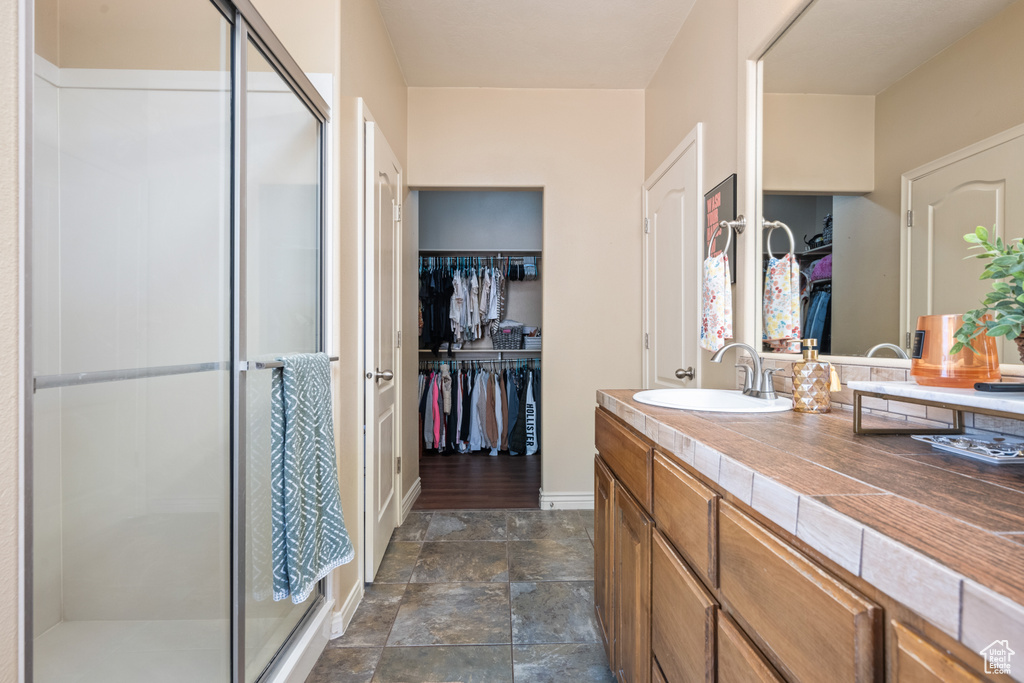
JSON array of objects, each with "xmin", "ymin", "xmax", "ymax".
[{"xmin": 759, "ymin": 0, "xmax": 1024, "ymax": 360}]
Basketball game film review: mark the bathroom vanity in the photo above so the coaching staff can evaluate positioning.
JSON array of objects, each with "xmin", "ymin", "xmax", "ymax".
[{"xmin": 594, "ymin": 389, "xmax": 1024, "ymax": 683}]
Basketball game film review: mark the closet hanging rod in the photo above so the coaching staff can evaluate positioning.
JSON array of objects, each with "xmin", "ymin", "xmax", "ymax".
[
  {"xmin": 34, "ymin": 355, "xmax": 341, "ymax": 391},
  {"xmin": 417, "ymin": 348, "xmax": 541, "ymax": 353},
  {"xmin": 419, "ymin": 357, "xmax": 541, "ymax": 367}
]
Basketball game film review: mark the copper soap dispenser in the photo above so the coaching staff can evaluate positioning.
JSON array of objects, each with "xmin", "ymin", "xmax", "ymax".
[{"xmin": 792, "ymin": 339, "xmax": 841, "ymax": 413}]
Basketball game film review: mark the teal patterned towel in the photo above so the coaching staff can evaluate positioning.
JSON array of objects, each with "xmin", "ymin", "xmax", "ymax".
[{"xmin": 271, "ymin": 352, "xmax": 354, "ymax": 603}]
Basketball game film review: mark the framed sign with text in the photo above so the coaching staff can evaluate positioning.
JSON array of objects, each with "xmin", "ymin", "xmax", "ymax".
[{"xmin": 704, "ymin": 174, "xmax": 737, "ymax": 283}]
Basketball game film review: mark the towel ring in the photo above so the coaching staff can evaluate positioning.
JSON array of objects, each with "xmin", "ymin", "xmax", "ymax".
[
  {"xmin": 763, "ymin": 219, "xmax": 795, "ymax": 260},
  {"xmin": 707, "ymin": 223, "xmax": 728, "ymax": 259},
  {"xmin": 707, "ymin": 216, "xmax": 746, "ymax": 259}
]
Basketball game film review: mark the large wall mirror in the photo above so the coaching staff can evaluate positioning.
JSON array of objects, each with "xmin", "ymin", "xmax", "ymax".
[{"xmin": 758, "ymin": 0, "xmax": 1024, "ymax": 363}]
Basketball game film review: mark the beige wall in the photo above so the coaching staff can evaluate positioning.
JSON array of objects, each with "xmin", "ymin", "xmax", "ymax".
[
  {"xmin": 831, "ymin": 0, "xmax": 1024, "ymax": 356},
  {"xmin": 35, "ymin": 0, "xmax": 336, "ymax": 73},
  {"xmin": 331, "ymin": 0, "xmax": 409, "ymax": 606},
  {"xmin": 645, "ymin": 0, "xmax": 740, "ymax": 389},
  {"xmin": 408, "ymin": 87, "xmax": 645, "ymax": 497},
  {"xmin": 763, "ymin": 93, "xmax": 874, "ymax": 194},
  {"xmin": 1, "ymin": 0, "xmax": 19, "ymax": 678},
  {"xmin": 335, "ymin": 0, "xmax": 415, "ymax": 513}
]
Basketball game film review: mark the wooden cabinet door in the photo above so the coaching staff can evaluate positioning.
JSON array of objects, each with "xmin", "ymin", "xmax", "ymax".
[
  {"xmin": 892, "ymin": 621, "xmax": 983, "ymax": 683},
  {"xmin": 651, "ymin": 659, "xmax": 669, "ymax": 683},
  {"xmin": 615, "ymin": 486, "xmax": 652, "ymax": 683},
  {"xmin": 718, "ymin": 501, "xmax": 881, "ymax": 682},
  {"xmin": 651, "ymin": 529, "xmax": 716, "ymax": 683},
  {"xmin": 718, "ymin": 612, "xmax": 785, "ymax": 683},
  {"xmin": 595, "ymin": 456, "xmax": 616, "ymax": 664},
  {"xmin": 652, "ymin": 451, "xmax": 718, "ymax": 586}
]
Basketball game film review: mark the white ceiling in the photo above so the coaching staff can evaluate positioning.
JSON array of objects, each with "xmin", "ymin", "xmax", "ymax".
[
  {"xmin": 764, "ymin": 0, "xmax": 1017, "ymax": 95},
  {"xmin": 376, "ymin": 0, "xmax": 697, "ymax": 89}
]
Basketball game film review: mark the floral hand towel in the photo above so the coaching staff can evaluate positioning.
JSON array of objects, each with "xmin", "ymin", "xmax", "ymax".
[
  {"xmin": 700, "ymin": 253, "xmax": 733, "ymax": 352},
  {"xmin": 763, "ymin": 253, "xmax": 801, "ymax": 341}
]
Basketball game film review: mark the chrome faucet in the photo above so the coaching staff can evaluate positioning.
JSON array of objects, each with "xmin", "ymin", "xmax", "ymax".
[
  {"xmin": 709, "ymin": 342, "xmax": 777, "ymax": 400},
  {"xmin": 865, "ymin": 342, "xmax": 909, "ymax": 360}
]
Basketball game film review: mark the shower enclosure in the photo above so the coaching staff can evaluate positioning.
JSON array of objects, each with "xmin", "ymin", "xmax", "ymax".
[{"xmin": 29, "ymin": 0, "xmax": 330, "ymax": 681}]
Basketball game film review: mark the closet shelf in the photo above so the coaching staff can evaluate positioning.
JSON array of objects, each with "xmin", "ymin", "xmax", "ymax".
[
  {"xmin": 418, "ymin": 248, "xmax": 542, "ymax": 256},
  {"xmin": 762, "ymin": 244, "xmax": 833, "ymax": 260},
  {"xmin": 798, "ymin": 244, "xmax": 832, "ymax": 257}
]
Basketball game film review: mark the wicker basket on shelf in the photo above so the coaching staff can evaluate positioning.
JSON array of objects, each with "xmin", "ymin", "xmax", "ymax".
[{"xmin": 492, "ymin": 322, "xmax": 524, "ymax": 350}]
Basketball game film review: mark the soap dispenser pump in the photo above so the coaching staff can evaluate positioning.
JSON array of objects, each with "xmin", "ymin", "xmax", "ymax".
[{"xmin": 792, "ymin": 339, "xmax": 841, "ymax": 413}]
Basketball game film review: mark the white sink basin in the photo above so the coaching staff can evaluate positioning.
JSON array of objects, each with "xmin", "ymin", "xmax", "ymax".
[{"xmin": 632, "ymin": 388, "xmax": 792, "ymax": 413}]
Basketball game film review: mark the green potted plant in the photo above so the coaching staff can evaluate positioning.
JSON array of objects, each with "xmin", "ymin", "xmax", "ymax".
[{"xmin": 950, "ymin": 226, "xmax": 1024, "ymax": 362}]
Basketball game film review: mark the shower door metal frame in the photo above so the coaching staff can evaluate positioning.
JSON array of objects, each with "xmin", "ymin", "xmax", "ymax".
[
  {"xmin": 225, "ymin": 2, "xmax": 331, "ymax": 682},
  {"xmin": 20, "ymin": 0, "xmax": 332, "ymax": 680}
]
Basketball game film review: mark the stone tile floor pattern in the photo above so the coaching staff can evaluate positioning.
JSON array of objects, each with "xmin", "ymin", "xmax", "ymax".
[{"xmin": 305, "ymin": 509, "xmax": 612, "ymax": 683}]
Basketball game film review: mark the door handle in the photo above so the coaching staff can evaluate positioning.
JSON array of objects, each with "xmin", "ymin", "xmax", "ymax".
[
  {"xmin": 675, "ymin": 366, "xmax": 695, "ymax": 380},
  {"xmin": 367, "ymin": 368, "xmax": 394, "ymax": 383}
]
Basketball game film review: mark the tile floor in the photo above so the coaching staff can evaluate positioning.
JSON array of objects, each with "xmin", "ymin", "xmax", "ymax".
[{"xmin": 305, "ymin": 509, "xmax": 614, "ymax": 683}]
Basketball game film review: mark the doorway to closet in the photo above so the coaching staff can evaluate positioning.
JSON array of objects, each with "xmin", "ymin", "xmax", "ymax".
[{"xmin": 412, "ymin": 189, "xmax": 543, "ymax": 510}]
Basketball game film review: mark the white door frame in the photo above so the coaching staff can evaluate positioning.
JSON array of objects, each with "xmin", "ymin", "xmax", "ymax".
[
  {"xmin": 642, "ymin": 123, "xmax": 704, "ymax": 389},
  {"xmin": 900, "ymin": 121, "xmax": 1024, "ymax": 348},
  {"xmin": 357, "ymin": 102, "xmax": 404, "ymax": 580}
]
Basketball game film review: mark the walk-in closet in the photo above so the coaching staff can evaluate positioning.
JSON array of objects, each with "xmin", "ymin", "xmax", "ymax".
[{"xmin": 413, "ymin": 190, "xmax": 543, "ymax": 509}]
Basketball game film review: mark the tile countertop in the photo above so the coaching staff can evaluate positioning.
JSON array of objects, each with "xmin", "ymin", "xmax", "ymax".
[{"xmin": 597, "ymin": 389, "xmax": 1024, "ymax": 659}]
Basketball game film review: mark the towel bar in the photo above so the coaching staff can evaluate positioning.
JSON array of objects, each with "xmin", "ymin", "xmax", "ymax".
[
  {"xmin": 241, "ymin": 355, "xmax": 340, "ymax": 371},
  {"xmin": 33, "ymin": 356, "xmax": 341, "ymax": 391}
]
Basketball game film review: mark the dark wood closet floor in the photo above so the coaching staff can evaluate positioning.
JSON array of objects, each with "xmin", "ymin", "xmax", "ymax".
[{"xmin": 413, "ymin": 452, "xmax": 541, "ymax": 510}]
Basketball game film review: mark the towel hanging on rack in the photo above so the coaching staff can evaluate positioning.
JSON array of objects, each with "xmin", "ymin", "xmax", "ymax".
[
  {"xmin": 700, "ymin": 224, "xmax": 733, "ymax": 352},
  {"xmin": 763, "ymin": 254, "xmax": 801, "ymax": 340},
  {"xmin": 270, "ymin": 353, "xmax": 353, "ymax": 604},
  {"xmin": 762, "ymin": 220, "xmax": 801, "ymax": 342}
]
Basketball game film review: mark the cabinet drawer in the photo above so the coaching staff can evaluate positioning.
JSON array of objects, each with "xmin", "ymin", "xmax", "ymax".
[
  {"xmin": 653, "ymin": 451, "xmax": 717, "ymax": 586},
  {"xmin": 596, "ymin": 407, "xmax": 651, "ymax": 510},
  {"xmin": 718, "ymin": 502, "xmax": 881, "ymax": 682},
  {"xmin": 892, "ymin": 621, "xmax": 983, "ymax": 682},
  {"xmin": 652, "ymin": 529, "xmax": 716, "ymax": 683},
  {"xmin": 718, "ymin": 612, "xmax": 784, "ymax": 683}
]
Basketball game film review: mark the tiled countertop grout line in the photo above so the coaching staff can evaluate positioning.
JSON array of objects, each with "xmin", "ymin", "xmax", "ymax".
[{"xmin": 599, "ymin": 391, "xmax": 1024, "ymax": 651}]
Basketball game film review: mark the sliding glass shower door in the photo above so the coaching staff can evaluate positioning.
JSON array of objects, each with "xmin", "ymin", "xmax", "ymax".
[
  {"xmin": 29, "ymin": 1, "xmax": 329, "ymax": 682},
  {"xmin": 241, "ymin": 38, "xmax": 325, "ymax": 683}
]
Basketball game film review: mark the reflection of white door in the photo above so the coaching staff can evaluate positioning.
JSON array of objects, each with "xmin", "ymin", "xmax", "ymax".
[
  {"xmin": 364, "ymin": 122, "xmax": 402, "ymax": 579},
  {"xmin": 643, "ymin": 125, "xmax": 703, "ymax": 389},
  {"xmin": 905, "ymin": 126, "xmax": 1024, "ymax": 363}
]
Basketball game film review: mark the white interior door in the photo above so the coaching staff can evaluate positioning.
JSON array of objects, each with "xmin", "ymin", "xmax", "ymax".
[
  {"xmin": 907, "ymin": 130, "xmax": 1024, "ymax": 364},
  {"xmin": 643, "ymin": 125, "xmax": 702, "ymax": 389},
  {"xmin": 364, "ymin": 121, "xmax": 402, "ymax": 579}
]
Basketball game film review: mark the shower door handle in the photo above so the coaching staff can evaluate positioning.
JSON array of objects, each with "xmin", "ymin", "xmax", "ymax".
[{"xmin": 368, "ymin": 368, "xmax": 394, "ymax": 383}]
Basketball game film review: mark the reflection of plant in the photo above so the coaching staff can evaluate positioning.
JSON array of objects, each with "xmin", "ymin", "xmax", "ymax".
[{"xmin": 950, "ymin": 226, "xmax": 1024, "ymax": 355}]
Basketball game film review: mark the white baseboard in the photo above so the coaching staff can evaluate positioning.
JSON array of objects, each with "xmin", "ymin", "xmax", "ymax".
[
  {"xmin": 539, "ymin": 490, "xmax": 594, "ymax": 510},
  {"xmin": 330, "ymin": 579, "xmax": 365, "ymax": 638},
  {"xmin": 401, "ymin": 477, "xmax": 422, "ymax": 522},
  {"xmin": 264, "ymin": 596, "xmax": 335, "ymax": 683}
]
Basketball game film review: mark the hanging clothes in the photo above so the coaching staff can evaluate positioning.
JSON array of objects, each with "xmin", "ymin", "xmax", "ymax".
[
  {"xmin": 418, "ymin": 359, "xmax": 541, "ymax": 457},
  {"xmin": 506, "ymin": 370, "xmax": 521, "ymax": 455},
  {"xmin": 524, "ymin": 372, "xmax": 538, "ymax": 456}
]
